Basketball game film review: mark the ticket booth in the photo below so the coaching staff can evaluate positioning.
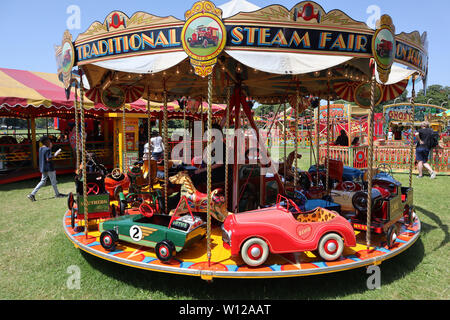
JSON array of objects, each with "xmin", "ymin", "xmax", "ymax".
[{"xmin": 108, "ymin": 113, "xmax": 141, "ymax": 170}]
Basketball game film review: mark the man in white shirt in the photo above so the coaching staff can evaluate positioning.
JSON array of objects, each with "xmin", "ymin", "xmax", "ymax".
[{"xmin": 149, "ymin": 131, "xmax": 164, "ymax": 161}]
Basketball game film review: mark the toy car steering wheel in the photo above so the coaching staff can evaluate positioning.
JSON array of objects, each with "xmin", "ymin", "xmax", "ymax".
[
  {"xmin": 139, "ymin": 203, "xmax": 154, "ymax": 218},
  {"xmin": 111, "ymin": 168, "xmax": 122, "ymax": 179},
  {"xmin": 342, "ymin": 181, "xmax": 356, "ymax": 192},
  {"xmin": 87, "ymin": 182, "xmax": 100, "ymax": 195},
  {"xmin": 294, "ymin": 190, "xmax": 307, "ymax": 205}
]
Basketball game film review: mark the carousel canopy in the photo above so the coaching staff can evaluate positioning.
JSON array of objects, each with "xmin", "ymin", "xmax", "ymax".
[
  {"xmin": 219, "ymin": 0, "xmax": 261, "ymax": 18},
  {"xmin": 59, "ymin": 1, "xmax": 428, "ymax": 109},
  {"xmin": 0, "ymin": 67, "xmax": 225, "ymax": 119}
]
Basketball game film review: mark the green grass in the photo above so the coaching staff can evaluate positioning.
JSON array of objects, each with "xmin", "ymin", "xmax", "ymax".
[{"xmin": 0, "ymin": 149, "xmax": 448, "ymax": 300}]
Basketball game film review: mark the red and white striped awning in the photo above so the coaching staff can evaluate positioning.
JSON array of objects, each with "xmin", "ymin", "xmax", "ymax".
[{"xmin": 0, "ymin": 68, "xmax": 225, "ymax": 119}]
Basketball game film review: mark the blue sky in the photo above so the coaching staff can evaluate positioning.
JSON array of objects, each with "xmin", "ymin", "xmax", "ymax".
[{"xmin": 0, "ymin": 0, "xmax": 448, "ymax": 91}]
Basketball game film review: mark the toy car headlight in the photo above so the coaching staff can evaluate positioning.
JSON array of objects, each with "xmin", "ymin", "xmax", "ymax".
[{"xmin": 221, "ymin": 224, "xmax": 232, "ymax": 244}]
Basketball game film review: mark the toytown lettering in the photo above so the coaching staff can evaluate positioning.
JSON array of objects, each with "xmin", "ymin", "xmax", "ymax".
[
  {"xmin": 76, "ymin": 27, "xmax": 183, "ymax": 62},
  {"xmin": 226, "ymin": 26, "xmax": 372, "ymax": 54}
]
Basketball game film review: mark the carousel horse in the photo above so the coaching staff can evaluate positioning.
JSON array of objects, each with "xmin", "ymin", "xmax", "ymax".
[
  {"xmin": 278, "ymin": 151, "xmax": 303, "ymax": 180},
  {"xmin": 168, "ymin": 171, "xmax": 231, "ymax": 222}
]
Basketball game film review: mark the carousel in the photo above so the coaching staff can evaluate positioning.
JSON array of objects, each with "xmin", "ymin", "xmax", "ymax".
[{"xmin": 60, "ymin": 1, "xmax": 426, "ymax": 280}]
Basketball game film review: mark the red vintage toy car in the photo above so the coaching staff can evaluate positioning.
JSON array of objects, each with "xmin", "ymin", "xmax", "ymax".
[
  {"xmin": 104, "ymin": 168, "xmax": 130, "ymax": 200},
  {"xmin": 222, "ymin": 195, "xmax": 356, "ymax": 266}
]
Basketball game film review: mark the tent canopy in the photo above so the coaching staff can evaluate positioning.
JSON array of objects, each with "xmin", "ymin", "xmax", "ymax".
[{"xmin": 0, "ymin": 68, "xmax": 225, "ymax": 119}]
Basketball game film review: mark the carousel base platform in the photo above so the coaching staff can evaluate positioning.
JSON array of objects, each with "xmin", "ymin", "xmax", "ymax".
[{"xmin": 63, "ymin": 209, "xmax": 421, "ymax": 281}]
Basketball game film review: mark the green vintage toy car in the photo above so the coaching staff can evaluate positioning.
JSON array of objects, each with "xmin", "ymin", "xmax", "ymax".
[{"xmin": 98, "ymin": 210, "xmax": 206, "ymax": 262}]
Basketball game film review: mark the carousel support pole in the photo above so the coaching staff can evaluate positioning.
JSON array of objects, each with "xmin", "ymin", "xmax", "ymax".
[
  {"xmin": 80, "ymin": 73, "xmax": 89, "ymax": 239},
  {"xmin": 163, "ymin": 87, "xmax": 169, "ymax": 214},
  {"xmin": 347, "ymin": 103, "xmax": 352, "ymax": 147},
  {"xmin": 295, "ymin": 88, "xmax": 300, "ymax": 191},
  {"xmin": 409, "ymin": 76, "xmax": 417, "ymax": 189},
  {"xmin": 366, "ymin": 60, "xmax": 377, "ymax": 249},
  {"xmin": 183, "ymin": 103, "xmax": 187, "ymax": 164},
  {"xmin": 315, "ymin": 105, "xmax": 320, "ymax": 183},
  {"xmin": 326, "ymin": 91, "xmax": 331, "ymax": 193},
  {"xmin": 147, "ymin": 86, "xmax": 152, "ymax": 190},
  {"xmin": 309, "ymin": 110, "xmax": 312, "ymax": 168},
  {"xmin": 73, "ymin": 79, "xmax": 80, "ymax": 171},
  {"xmin": 200, "ymin": 97, "xmax": 205, "ymax": 153},
  {"xmin": 122, "ymin": 104, "xmax": 127, "ymax": 173},
  {"xmin": 225, "ymin": 86, "xmax": 231, "ymax": 209},
  {"xmin": 283, "ymin": 101, "xmax": 287, "ymax": 190},
  {"xmin": 206, "ymin": 74, "xmax": 213, "ymax": 267},
  {"xmin": 232, "ymin": 88, "xmax": 241, "ymax": 213}
]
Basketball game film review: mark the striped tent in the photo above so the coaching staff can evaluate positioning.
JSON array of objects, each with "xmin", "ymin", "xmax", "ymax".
[
  {"xmin": 0, "ymin": 68, "xmax": 225, "ymax": 119},
  {"xmin": 333, "ymin": 78, "xmax": 409, "ymax": 104}
]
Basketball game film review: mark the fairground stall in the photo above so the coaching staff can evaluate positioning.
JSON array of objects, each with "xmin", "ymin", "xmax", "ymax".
[
  {"xmin": 314, "ymin": 103, "xmax": 384, "ymax": 169},
  {"xmin": 60, "ymin": 1, "xmax": 427, "ymax": 280},
  {"xmin": 377, "ymin": 102, "xmax": 449, "ymax": 173},
  {"xmin": 0, "ymin": 67, "xmax": 110, "ymax": 184}
]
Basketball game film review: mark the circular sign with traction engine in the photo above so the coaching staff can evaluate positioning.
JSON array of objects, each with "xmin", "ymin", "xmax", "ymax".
[{"xmin": 181, "ymin": 1, "xmax": 226, "ymax": 77}]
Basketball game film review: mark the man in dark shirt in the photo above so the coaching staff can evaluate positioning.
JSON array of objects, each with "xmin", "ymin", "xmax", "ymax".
[
  {"xmin": 27, "ymin": 136, "xmax": 67, "ymax": 201},
  {"xmin": 335, "ymin": 130, "xmax": 349, "ymax": 146},
  {"xmin": 415, "ymin": 121, "xmax": 437, "ymax": 179}
]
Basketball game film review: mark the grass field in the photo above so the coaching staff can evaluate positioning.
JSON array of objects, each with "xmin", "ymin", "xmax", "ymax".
[{"xmin": 0, "ymin": 148, "xmax": 448, "ymax": 300}]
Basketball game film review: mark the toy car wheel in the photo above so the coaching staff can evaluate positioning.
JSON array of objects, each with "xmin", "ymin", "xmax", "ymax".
[
  {"xmin": 110, "ymin": 204, "xmax": 117, "ymax": 218},
  {"xmin": 70, "ymin": 208, "xmax": 76, "ymax": 229},
  {"xmin": 386, "ymin": 225, "xmax": 398, "ymax": 249},
  {"xmin": 100, "ymin": 230, "xmax": 118, "ymax": 251},
  {"xmin": 352, "ymin": 191, "xmax": 368, "ymax": 213},
  {"xmin": 155, "ymin": 240, "xmax": 175, "ymax": 262},
  {"xmin": 67, "ymin": 192, "xmax": 75, "ymax": 210},
  {"xmin": 119, "ymin": 200, "xmax": 127, "ymax": 216},
  {"xmin": 113, "ymin": 185, "xmax": 123, "ymax": 201},
  {"xmin": 318, "ymin": 233, "xmax": 344, "ymax": 261},
  {"xmin": 404, "ymin": 206, "xmax": 415, "ymax": 226},
  {"xmin": 240, "ymin": 237, "xmax": 270, "ymax": 267}
]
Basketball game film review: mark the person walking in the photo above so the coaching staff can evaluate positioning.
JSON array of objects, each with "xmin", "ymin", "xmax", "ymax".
[
  {"xmin": 27, "ymin": 136, "xmax": 67, "ymax": 201},
  {"xmin": 415, "ymin": 121, "xmax": 437, "ymax": 179}
]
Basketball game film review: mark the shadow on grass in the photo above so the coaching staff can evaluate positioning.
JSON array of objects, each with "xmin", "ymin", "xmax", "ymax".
[
  {"xmin": 415, "ymin": 205, "xmax": 449, "ymax": 252},
  {"xmin": 80, "ymin": 231, "xmax": 426, "ymax": 299},
  {"xmin": 0, "ymin": 174, "xmax": 76, "ymax": 192}
]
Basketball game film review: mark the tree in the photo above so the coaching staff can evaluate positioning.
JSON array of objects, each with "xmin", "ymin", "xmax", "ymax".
[{"xmin": 415, "ymin": 84, "xmax": 450, "ymax": 108}]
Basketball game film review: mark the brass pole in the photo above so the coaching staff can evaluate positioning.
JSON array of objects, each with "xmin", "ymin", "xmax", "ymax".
[
  {"xmin": 225, "ymin": 86, "xmax": 231, "ymax": 208},
  {"xmin": 295, "ymin": 89, "xmax": 300, "ymax": 191},
  {"xmin": 80, "ymin": 73, "xmax": 89, "ymax": 238},
  {"xmin": 409, "ymin": 76, "xmax": 416, "ymax": 189},
  {"xmin": 206, "ymin": 74, "xmax": 213, "ymax": 266},
  {"xmin": 366, "ymin": 62, "xmax": 376, "ymax": 249},
  {"xmin": 163, "ymin": 87, "xmax": 169, "ymax": 214},
  {"xmin": 147, "ymin": 87, "xmax": 152, "ymax": 190}
]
